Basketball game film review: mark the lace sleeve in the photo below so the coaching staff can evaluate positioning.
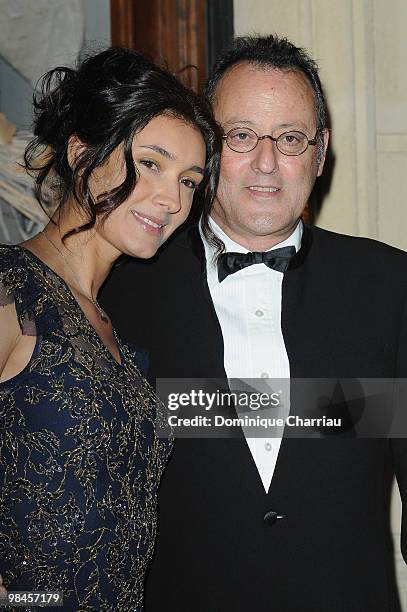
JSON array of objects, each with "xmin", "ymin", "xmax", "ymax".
[
  {"xmin": 0, "ymin": 247, "xmax": 37, "ymax": 336},
  {"xmin": 0, "ymin": 279, "xmax": 37, "ymax": 337}
]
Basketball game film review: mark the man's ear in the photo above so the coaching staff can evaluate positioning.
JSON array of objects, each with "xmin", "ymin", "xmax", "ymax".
[
  {"xmin": 317, "ymin": 128, "xmax": 330, "ymax": 177},
  {"xmin": 67, "ymin": 135, "xmax": 86, "ymax": 169}
]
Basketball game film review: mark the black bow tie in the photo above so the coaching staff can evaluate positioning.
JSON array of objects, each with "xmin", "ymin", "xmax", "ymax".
[{"xmin": 217, "ymin": 245, "xmax": 296, "ymax": 282}]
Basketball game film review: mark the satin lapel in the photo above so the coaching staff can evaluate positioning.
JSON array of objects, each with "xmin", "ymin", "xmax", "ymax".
[
  {"xmin": 187, "ymin": 225, "xmax": 212, "ymax": 303},
  {"xmin": 267, "ymin": 224, "xmax": 316, "ymax": 498},
  {"xmin": 268, "ymin": 225, "xmax": 345, "ymax": 500},
  {"xmin": 282, "ymin": 224, "xmax": 335, "ymax": 379},
  {"xmin": 283, "ymin": 223, "xmax": 313, "ymax": 378},
  {"xmin": 183, "ymin": 225, "xmax": 228, "ymax": 381},
  {"xmin": 187, "ymin": 226, "xmax": 227, "ymax": 366}
]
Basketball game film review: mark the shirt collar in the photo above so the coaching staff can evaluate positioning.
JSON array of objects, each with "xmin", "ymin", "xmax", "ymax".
[{"xmin": 199, "ymin": 216, "xmax": 303, "ymax": 270}]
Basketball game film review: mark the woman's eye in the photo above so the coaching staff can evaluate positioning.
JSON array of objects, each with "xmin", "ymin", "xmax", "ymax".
[
  {"xmin": 139, "ymin": 159, "xmax": 159, "ymax": 170},
  {"xmin": 181, "ymin": 177, "xmax": 198, "ymax": 190}
]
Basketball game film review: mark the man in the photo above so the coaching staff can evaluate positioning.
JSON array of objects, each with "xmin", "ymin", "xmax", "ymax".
[{"xmin": 100, "ymin": 35, "xmax": 407, "ymax": 611}]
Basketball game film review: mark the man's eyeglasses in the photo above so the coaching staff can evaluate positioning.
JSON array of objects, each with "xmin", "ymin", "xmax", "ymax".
[{"xmin": 222, "ymin": 127, "xmax": 319, "ymax": 156}]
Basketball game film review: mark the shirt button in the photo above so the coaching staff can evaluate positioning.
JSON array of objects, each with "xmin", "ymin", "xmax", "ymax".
[
  {"xmin": 255, "ymin": 309, "xmax": 264, "ymax": 317},
  {"xmin": 260, "ymin": 372, "xmax": 269, "ymax": 378},
  {"xmin": 265, "ymin": 442, "xmax": 272, "ymax": 451}
]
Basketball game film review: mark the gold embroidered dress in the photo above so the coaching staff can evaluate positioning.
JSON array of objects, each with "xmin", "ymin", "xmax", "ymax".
[{"xmin": 0, "ymin": 244, "xmax": 172, "ymax": 611}]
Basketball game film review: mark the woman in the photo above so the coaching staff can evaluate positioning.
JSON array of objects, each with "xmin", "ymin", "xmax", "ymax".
[{"xmin": 0, "ymin": 47, "xmax": 220, "ymax": 610}]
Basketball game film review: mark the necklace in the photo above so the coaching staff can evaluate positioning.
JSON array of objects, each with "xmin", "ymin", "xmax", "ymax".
[{"xmin": 41, "ymin": 231, "xmax": 109, "ymax": 323}]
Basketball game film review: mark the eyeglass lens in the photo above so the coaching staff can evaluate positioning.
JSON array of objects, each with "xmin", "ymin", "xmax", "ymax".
[{"xmin": 226, "ymin": 127, "xmax": 310, "ymax": 155}]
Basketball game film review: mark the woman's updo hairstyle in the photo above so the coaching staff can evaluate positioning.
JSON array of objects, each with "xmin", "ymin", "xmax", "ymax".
[{"xmin": 24, "ymin": 47, "xmax": 221, "ymax": 239}]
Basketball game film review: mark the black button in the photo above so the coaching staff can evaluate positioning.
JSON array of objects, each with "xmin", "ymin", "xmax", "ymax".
[{"xmin": 263, "ymin": 511, "xmax": 279, "ymax": 526}]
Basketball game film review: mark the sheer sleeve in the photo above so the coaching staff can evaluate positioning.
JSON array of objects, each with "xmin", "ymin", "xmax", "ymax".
[
  {"xmin": 0, "ymin": 245, "xmax": 61, "ymax": 338},
  {"xmin": 0, "ymin": 246, "xmax": 39, "ymax": 336}
]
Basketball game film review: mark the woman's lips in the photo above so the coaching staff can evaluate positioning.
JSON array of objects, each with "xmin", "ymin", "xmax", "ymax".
[{"xmin": 131, "ymin": 211, "xmax": 166, "ymax": 236}]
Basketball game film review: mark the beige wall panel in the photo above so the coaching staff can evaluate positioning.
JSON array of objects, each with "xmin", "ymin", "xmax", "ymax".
[
  {"xmin": 374, "ymin": 0, "xmax": 407, "ymax": 252},
  {"xmin": 374, "ymin": 0, "xmax": 407, "ymax": 134},
  {"xmin": 377, "ymin": 152, "xmax": 407, "ymax": 250},
  {"xmin": 234, "ymin": 0, "xmax": 312, "ymax": 49},
  {"xmin": 309, "ymin": 1, "xmax": 359, "ymax": 235}
]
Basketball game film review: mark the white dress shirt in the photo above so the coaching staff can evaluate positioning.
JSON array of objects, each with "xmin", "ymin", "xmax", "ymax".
[{"xmin": 200, "ymin": 218, "xmax": 302, "ymax": 492}]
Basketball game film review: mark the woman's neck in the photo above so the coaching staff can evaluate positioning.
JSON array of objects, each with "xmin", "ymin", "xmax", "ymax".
[{"xmin": 22, "ymin": 205, "xmax": 118, "ymax": 301}]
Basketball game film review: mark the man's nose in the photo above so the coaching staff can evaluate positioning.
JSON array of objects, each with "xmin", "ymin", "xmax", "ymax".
[{"xmin": 251, "ymin": 137, "xmax": 279, "ymax": 174}]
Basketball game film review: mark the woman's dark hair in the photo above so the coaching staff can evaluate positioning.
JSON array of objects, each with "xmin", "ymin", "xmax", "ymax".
[{"xmin": 24, "ymin": 47, "xmax": 222, "ymax": 240}]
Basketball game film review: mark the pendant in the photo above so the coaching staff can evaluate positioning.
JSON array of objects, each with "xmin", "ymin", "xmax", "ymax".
[
  {"xmin": 99, "ymin": 311, "xmax": 109, "ymax": 324},
  {"xmin": 93, "ymin": 300, "xmax": 109, "ymax": 323}
]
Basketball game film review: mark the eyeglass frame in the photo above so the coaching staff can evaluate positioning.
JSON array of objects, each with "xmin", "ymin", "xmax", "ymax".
[{"xmin": 221, "ymin": 126, "xmax": 321, "ymax": 156}]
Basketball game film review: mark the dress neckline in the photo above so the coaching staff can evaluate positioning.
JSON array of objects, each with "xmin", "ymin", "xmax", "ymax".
[{"xmin": 11, "ymin": 243, "xmax": 124, "ymax": 367}]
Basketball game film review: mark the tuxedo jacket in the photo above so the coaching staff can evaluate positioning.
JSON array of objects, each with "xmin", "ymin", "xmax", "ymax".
[{"xmin": 100, "ymin": 224, "xmax": 407, "ymax": 612}]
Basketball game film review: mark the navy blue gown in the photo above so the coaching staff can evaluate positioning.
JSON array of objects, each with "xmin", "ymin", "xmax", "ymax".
[{"xmin": 0, "ymin": 245, "xmax": 172, "ymax": 611}]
